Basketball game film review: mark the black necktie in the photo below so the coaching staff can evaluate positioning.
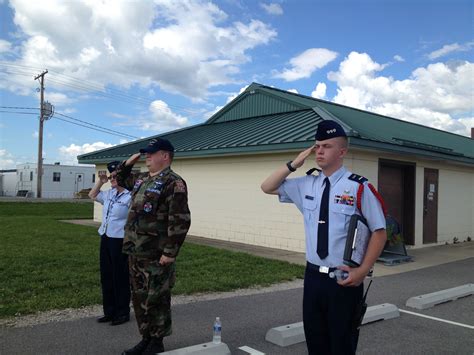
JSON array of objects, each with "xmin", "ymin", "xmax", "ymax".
[{"xmin": 317, "ymin": 177, "xmax": 330, "ymax": 259}]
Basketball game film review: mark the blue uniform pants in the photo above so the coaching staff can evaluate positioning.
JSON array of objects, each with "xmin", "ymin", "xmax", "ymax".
[
  {"xmin": 303, "ymin": 264, "xmax": 363, "ymax": 355},
  {"xmin": 100, "ymin": 235, "xmax": 131, "ymax": 318}
]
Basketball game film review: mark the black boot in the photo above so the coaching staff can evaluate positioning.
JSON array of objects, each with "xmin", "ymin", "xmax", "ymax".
[
  {"xmin": 142, "ymin": 337, "xmax": 164, "ymax": 354},
  {"xmin": 121, "ymin": 337, "xmax": 150, "ymax": 355}
]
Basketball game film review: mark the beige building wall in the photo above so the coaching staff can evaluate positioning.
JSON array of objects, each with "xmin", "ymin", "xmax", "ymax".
[
  {"xmin": 92, "ymin": 151, "xmax": 473, "ymax": 251},
  {"xmin": 174, "ymin": 151, "xmax": 383, "ymax": 253},
  {"xmin": 436, "ymin": 165, "xmax": 473, "ymax": 243}
]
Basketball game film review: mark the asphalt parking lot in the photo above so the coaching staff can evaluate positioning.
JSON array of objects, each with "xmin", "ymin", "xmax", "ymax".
[{"xmin": 1, "ymin": 257, "xmax": 472, "ymax": 355}]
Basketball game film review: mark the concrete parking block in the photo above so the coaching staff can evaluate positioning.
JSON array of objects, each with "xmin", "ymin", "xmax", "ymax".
[
  {"xmin": 265, "ymin": 322, "xmax": 305, "ymax": 347},
  {"xmin": 406, "ymin": 284, "xmax": 474, "ymax": 310},
  {"xmin": 266, "ymin": 303, "xmax": 400, "ymax": 347},
  {"xmin": 362, "ymin": 303, "xmax": 400, "ymax": 324},
  {"xmin": 162, "ymin": 342, "xmax": 231, "ymax": 355}
]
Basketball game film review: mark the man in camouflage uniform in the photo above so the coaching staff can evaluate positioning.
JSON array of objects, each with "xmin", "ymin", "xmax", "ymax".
[{"xmin": 116, "ymin": 138, "xmax": 191, "ymax": 355}]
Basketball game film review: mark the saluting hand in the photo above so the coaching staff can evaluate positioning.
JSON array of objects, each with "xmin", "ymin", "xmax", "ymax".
[
  {"xmin": 98, "ymin": 171, "xmax": 108, "ymax": 184},
  {"xmin": 292, "ymin": 144, "xmax": 316, "ymax": 169},
  {"xmin": 125, "ymin": 153, "xmax": 142, "ymax": 167}
]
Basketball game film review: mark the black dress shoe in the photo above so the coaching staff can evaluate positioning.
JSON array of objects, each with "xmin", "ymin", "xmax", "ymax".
[
  {"xmin": 142, "ymin": 337, "xmax": 164, "ymax": 354},
  {"xmin": 122, "ymin": 337, "xmax": 150, "ymax": 355},
  {"xmin": 110, "ymin": 314, "xmax": 130, "ymax": 326},
  {"xmin": 97, "ymin": 315, "xmax": 113, "ymax": 323}
]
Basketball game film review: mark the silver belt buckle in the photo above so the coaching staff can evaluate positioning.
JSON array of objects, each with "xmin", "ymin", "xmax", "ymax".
[{"xmin": 319, "ymin": 266, "xmax": 329, "ymax": 274}]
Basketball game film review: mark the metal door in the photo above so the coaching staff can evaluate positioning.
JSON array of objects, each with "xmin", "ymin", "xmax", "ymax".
[
  {"xmin": 379, "ymin": 164, "xmax": 404, "ymax": 224},
  {"xmin": 423, "ymin": 168, "xmax": 438, "ymax": 244},
  {"xmin": 75, "ymin": 173, "xmax": 84, "ymax": 192}
]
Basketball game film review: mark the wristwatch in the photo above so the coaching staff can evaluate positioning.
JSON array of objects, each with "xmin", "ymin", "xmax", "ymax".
[{"xmin": 286, "ymin": 161, "xmax": 296, "ymax": 172}]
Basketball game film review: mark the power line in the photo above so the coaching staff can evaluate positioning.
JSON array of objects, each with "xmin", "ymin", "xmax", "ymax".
[
  {"xmin": 54, "ymin": 116, "xmax": 135, "ymax": 139},
  {"xmin": 0, "ymin": 106, "xmax": 38, "ymax": 110},
  {"xmin": 0, "ymin": 61, "xmax": 203, "ymax": 117},
  {"xmin": 0, "ymin": 106, "xmax": 139, "ymax": 139},
  {"xmin": 0, "ymin": 110, "xmax": 38, "ymax": 115},
  {"xmin": 54, "ymin": 111, "xmax": 139, "ymax": 139}
]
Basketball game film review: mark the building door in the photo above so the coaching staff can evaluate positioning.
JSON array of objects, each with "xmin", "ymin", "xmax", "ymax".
[
  {"xmin": 378, "ymin": 160, "xmax": 416, "ymax": 245},
  {"xmin": 75, "ymin": 173, "xmax": 84, "ymax": 192},
  {"xmin": 423, "ymin": 168, "xmax": 438, "ymax": 244}
]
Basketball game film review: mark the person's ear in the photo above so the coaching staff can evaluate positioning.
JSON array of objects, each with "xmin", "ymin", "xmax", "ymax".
[{"xmin": 339, "ymin": 147, "xmax": 347, "ymax": 159}]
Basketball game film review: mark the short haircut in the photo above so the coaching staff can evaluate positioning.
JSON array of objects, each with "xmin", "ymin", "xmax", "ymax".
[{"xmin": 338, "ymin": 136, "xmax": 348, "ymax": 149}]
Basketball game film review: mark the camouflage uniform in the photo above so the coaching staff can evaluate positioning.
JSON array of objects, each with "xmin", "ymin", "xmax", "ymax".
[{"xmin": 116, "ymin": 163, "xmax": 190, "ymax": 339}]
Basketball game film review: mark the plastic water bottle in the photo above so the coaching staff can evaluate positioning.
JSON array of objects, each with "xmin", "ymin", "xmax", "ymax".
[
  {"xmin": 212, "ymin": 317, "xmax": 222, "ymax": 344},
  {"xmin": 329, "ymin": 269, "xmax": 349, "ymax": 281}
]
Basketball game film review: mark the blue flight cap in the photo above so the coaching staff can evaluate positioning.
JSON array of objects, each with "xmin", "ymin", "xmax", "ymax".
[
  {"xmin": 315, "ymin": 120, "xmax": 347, "ymax": 141},
  {"xmin": 107, "ymin": 161, "xmax": 120, "ymax": 173},
  {"xmin": 139, "ymin": 138, "xmax": 175, "ymax": 154}
]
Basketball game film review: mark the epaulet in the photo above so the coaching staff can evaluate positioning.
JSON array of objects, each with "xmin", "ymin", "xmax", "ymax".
[
  {"xmin": 306, "ymin": 168, "xmax": 321, "ymax": 175},
  {"xmin": 348, "ymin": 173, "xmax": 368, "ymax": 184}
]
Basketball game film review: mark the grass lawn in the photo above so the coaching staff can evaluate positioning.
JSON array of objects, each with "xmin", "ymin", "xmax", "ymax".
[{"xmin": 0, "ymin": 202, "xmax": 304, "ymax": 318}]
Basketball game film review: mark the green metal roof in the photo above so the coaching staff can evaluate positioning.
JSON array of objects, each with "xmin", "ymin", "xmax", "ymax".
[
  {"xmin": 208, "ymin": 85, "xmax": 306, "ymax": 123},
  {"xmin": 78, "ymin": 83, "xmax": 474, "ymax": 165}
]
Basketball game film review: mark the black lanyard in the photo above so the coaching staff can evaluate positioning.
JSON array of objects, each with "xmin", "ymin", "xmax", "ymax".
[{"xmin": 105, "ymin": 190, "xmax": 125, "ymax": 224}]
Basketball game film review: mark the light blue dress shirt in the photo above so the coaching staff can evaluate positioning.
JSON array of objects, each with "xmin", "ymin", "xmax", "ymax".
[
  {"xmin": 96, "ymin": 188, "xmax": 132, "ymax": 238},
  {"xmin": 279, "ymin": 166, "xmax": 386, "ymax": 267}
]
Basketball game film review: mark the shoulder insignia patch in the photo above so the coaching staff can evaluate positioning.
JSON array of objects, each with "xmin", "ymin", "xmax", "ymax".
[
  {"xmin": 174, "ymin": 180, "xmax": 186, "ymax": 193},
  {"xmin": 306, "ymin": 168, "xmax": 321, "ymax": 175},
  {"xmin": 348, "ymin": 173, "xmax": 368, "ymax": 184}
]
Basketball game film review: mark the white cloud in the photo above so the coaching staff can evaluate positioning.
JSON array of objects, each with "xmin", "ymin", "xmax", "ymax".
[
  {"xmin": 428, "ymin": 42, "xmax": 474, "ymax": 60},
  {"xmin": 287, "ymin": 89, "xmax": 298, "ymax": 94},
  {"xmin": 226, "ymin": 85, "xmax": 249, "ymax": 103},
  {"xmin": 40, "ymin": 91, "xmax": 75, "ymax": 107},
  {"xmin": 459, "ymin": 117, "xmax": 474, "ymax": 135},
  {"xmin": 108, "ymin": 112, "xmax": 127, "ymax": 119},
  {"xmin": 62, "ymin": 108, "xmax": 77, "ymax": 114},
  {"xmin": 205, "ymin": 105, "xmax": 224, "ymax": 119},
  {"xmin": 273, "ymin": 48, "xmax": 338, "ymax": 81},
  {"xmin": 135, "ymin": 100, "xmax": 189, "ymax": 132},
  {"xmin": 59, "ymin": 142, "xmax": 115, "ymax": 165},
  {"xmin": 5, "ymin": 0, "xmax": 277, "ymax": 98},
  {"xmin": 0, "ymin": 149, "xmax": 15, "ymax": 169},
  {"xmin": 327, "ymin": 51, "xmax": 474, "ymax": 136},
  {"xmin": 32, "ymin": 131, "xmax": 38, "ymax": 138},
  {"xmin": 200, "ymin": 84, "xmax": 250, "ymax": 121},
  {"xmin": 311, "ymin": 82, "xmax": 327, "ymax": 99},
  {"xmin": 148, "ymin": 100, "xmax": 188, "ymax": 131},
  {"xmin": 0, "ymin": 39, "xmax": 12, "ymax": 53},
  {"xmin": 260, "ymin": 3, "xmax": 283, "ymax": 15},
  {"xmin": 393, "ymin": 55, "xmax": 405, "ymax": 62}
]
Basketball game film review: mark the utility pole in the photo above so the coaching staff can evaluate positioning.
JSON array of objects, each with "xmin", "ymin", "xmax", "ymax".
[{"xmin": 35, "ymin": 70, "xmax": 48, "ymax": 198}]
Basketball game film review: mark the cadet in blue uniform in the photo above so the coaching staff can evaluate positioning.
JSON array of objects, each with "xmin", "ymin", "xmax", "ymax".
[
  {"xmin": 261, "ymin": 120, "xmax": 387, "ymax": 355},
  {"xmin": 89, "ymin": 161, "xmax": 132, "ymax": 326}
]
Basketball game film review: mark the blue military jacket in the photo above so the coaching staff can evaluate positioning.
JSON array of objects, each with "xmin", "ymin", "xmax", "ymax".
[{"xmin": 279, "ymin": 166, "xmax": 386, "ymax": 267}]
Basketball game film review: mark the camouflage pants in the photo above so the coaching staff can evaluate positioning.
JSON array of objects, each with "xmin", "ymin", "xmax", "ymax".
[{"xmin": 128, "ymin": 255, "xmax": 176, "ymax": 339}]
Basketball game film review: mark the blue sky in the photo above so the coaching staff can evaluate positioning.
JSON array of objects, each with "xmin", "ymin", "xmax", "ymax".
[{"xmin": 0, "ymin": 0, "xmax": 472, "ymax": 168}]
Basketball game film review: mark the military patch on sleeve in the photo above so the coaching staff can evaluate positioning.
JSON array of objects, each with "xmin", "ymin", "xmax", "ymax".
[
  {"xmin": 133, "ymin": 179, "xmax": 144, "ymax": 191},
  {"xmin": 143, "ymin": 202, "xmax": 153, "ymax": 213},
  {"xmin": 174, "ymin": 180, "xmax": 186, "ymax": 193}
]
